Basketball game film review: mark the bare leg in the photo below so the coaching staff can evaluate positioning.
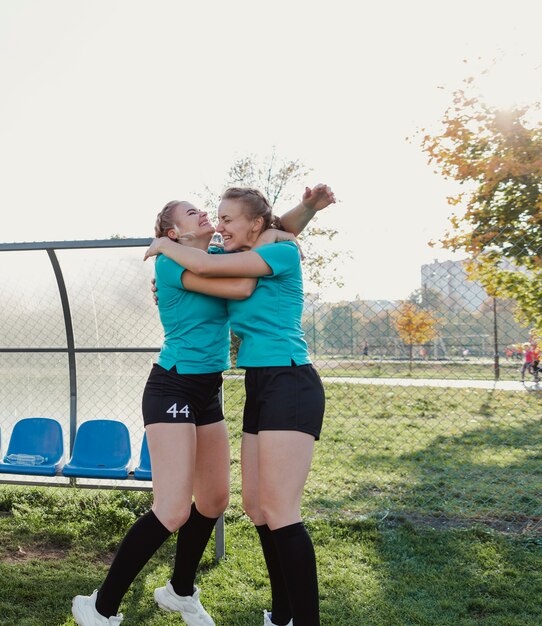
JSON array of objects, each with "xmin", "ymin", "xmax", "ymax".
[
  {"xmin": 257, "ymin": 431, "xmax": 314, "ymax": 529},
  {"xmin": 258, "ymin": 431, "xmax": 319, "ymax": 626},
  {"xmin": 93, "ymin": 422, "xmax": 196, "ymax": 618},
  {"xmin": 170, "ymin": 421, "xmax": 230, "ymax": 595},
  {"xmin": 194, "ymin": 420, "xmax": 230, "ymax": 517},
  {"xmin": 148, "ymin": 422, "xmax": 197, "ymax": 530}
]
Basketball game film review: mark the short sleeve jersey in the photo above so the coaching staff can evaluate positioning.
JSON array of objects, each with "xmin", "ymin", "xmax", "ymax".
[
  {"xmin": 155, "ymin": 254, "xmax": 231, "ymax": 373},
  {"xmin": 227, "ymin": 241, "xmax": 311, "ymax": 367}
]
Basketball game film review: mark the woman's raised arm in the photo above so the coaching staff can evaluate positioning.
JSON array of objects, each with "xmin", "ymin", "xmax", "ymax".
[{"xmin": 279, "ymin": 184, "xmax": 336, "ymax": 236}]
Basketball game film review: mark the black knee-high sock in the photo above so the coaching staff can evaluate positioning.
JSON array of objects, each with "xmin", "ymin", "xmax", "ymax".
[
  {"xmin": 170, "ymin": 503, "xmax": 218, "ymax": 597},
  {"xmin": 256, "ymin": 524, "xmax": 292, "ymax": 626},
  {"xmin": 272, "ymin": 522, "xmax": 320, "ymax": 626},
  {"xmin": 95, "ymin": 510, "xmax": 171, "ymax": 618}
]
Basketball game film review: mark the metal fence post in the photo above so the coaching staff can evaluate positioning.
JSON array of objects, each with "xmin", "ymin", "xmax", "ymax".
[
  {"xmin": 46, "ymin": 249, "xmax": 78, "ymax": 455},
  {"xmin": 215, "ymin": 385, "xmax": 226, "ymax": 560},
  {"xmin": 493, "ymin": 296, "xmax": 500, "ymax": 381}
]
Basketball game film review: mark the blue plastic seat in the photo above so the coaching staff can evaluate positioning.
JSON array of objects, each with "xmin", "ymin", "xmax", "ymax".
[
  {"xmin": 133, "ymin": 433, "xmax": 152, "ymax": 480},
  {"xmin": 0, "ymin": 417, "xmax": 64, "ymax": 476},
  {"xmin": 62, "ymin": 419, "xmax": 131, "ymax": 479}
]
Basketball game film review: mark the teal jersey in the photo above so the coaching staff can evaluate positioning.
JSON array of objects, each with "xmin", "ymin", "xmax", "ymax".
[
  {"xmin": 155, "ymin": 254, "xmax": 231, "ymax": 373},
  {"xmin": 227, "ymin": 241, "xmax": 311, "ymax": 367}
]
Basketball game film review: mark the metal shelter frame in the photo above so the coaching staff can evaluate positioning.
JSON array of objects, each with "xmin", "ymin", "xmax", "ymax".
[{"xmin": 0, "ymin": 239, "xmax": 226, "ymax": 558}]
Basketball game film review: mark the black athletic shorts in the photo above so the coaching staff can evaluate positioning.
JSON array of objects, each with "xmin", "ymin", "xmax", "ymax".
[
  {"xmin": 142, "ymin": 364, "xmax": 224, "ymax": 427},
  {"xmin": 242, "ymin": 363, "xmax": 325, "ymax": 440}
]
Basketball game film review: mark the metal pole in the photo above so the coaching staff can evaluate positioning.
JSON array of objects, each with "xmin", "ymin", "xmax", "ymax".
[
  {"xmin": 312, "ymin": 305, "xmax": 316, "ymax": 355},
  {"xmin": 215, "ymin": 385, "xmax": 226, "ymax": 561},
  {"xmin": 214, "ymin": 514, "xmax": 225, "ymax": 562},
  {"xmin": 348, "ymin": 304, "xmax": 354, "ymax": 356},
  {"xmin": 47, "ymin": 249, "xmax": 77, "ymax": 454},
  {"xmin": 493, "ymin": 297, "xmax": 500, "ymax": 381}
]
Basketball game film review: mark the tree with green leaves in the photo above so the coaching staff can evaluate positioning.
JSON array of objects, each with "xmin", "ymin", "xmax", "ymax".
[
  {"xmin": 321, "ymin": 304, "xmax": 358, "ymax": 354},
  {"xmin": 420, "ymin": 79, "xmax": 542, "ymax": 331}
]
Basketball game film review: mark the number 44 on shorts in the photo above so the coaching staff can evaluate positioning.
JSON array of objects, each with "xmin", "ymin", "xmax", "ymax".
[{"xmin": 166, "ymin": 403, "xmax": 190, "ymax": 419}]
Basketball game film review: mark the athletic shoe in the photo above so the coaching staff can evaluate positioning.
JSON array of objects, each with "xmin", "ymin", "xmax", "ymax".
[
  {"xmin": 263, "ymin": 610, "xmax": 293, "ymax": 626},
  {"xmin": 72, "ymin": 589, "xmax": 123, "ymax": 625},
  {"xmin": 154, "ymin": 581, "xmax": 215, "ymax": 626}
]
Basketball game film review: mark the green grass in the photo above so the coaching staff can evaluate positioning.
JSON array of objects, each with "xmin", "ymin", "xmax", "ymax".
[
  {"xmin": 1, "ymin": 380, "xmax": 541, "ymax": 624},
  {"xmin": 0, "ymin": 491, "xmax": 540, "ymax": 626},
  {"xmin": 224, "ymin": 380, "xmax": 542, "ymax": 522}
]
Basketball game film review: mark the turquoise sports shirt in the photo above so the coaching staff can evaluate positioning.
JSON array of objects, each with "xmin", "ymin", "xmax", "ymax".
[
  {"xmin": 227, "ymin": 241, "xmax": 311, "ymax": 367},
  {"xmin": 155, "ymin": 254, "xmax": 231, "ymax": 373}
]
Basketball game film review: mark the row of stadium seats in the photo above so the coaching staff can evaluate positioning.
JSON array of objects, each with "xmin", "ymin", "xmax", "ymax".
[{"xmin": 0, "ymin": 417, "xmax": 151, "ymax": 480}]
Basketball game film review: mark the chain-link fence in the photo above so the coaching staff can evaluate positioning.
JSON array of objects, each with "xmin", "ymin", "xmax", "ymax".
[
  {"xmin": 0, "ymin": 242, "xmax": 540, "ymax": 534},
  {"xmin": 0, "ymin": 242, "xmax": 159, "ymax": 490}
]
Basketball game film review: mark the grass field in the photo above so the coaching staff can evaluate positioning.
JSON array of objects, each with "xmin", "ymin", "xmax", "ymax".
[
  {"xmin": 0, "ymin": 381, "xmax": 541, "ymax": 625},
  {"xmin": 0, "ymin": 489, "xmax": 541, "ymax": 626},
  {"xmin": 223, "ymin": 379, "xmax": 542, "ymax": 523}
]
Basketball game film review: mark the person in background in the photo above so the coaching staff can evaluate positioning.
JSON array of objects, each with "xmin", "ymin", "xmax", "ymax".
[{"xmin": 521, "ymin": 341, "xmax": 539, "ymax": 382}]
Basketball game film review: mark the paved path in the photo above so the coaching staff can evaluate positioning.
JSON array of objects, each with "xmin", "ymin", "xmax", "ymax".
[{"xmin": 320, "ymin": 376, "xmax": 539, "ymax": 392}]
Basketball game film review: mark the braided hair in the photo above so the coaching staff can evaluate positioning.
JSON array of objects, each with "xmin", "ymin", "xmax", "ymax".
[{"xmin": 155, "ymin": 201, "xmax": 182, "ymax": 239}]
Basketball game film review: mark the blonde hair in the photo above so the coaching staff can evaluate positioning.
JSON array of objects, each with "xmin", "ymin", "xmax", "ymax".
[{"xmin": 155, "ymin": 201, "xmax": 182, "ymax": 238}]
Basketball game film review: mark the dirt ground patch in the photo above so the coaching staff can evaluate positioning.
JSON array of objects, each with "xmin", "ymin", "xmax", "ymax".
[
  {"xmin": 2, "ymin": 544, "xmax": 69, "ymax": 563},
  {"xmin": 1, "ymin": 543, "xmax": 114, "ymax": 565}
]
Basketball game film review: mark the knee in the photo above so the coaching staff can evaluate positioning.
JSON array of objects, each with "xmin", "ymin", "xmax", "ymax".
[
  {"xmin": 153, "ymin": 501, "xmax": 192, "ymax": 533},
  {"xmin": 259, "ymin": 500, "xmax": 277, "ymax": 527},
  {"xmin": 196, "ymin": 489, "xmax": 229, "ymax": 519},
  {"xmin": 242, "ymin": 493, "xmax": 265, "ymax": 526},
  {"xmin": 259, "ymin": 497, "xmax": 294, "ymax": 529}
]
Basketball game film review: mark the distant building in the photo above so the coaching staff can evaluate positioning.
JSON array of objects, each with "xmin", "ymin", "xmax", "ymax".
[{"xmin": 421, "ymin": 259, "xmax": 488, "ymax": 311}]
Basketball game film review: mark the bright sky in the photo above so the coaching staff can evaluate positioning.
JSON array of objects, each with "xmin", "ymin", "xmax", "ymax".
[{"xmin": 2, "ymin": 0, "xmax": 542, "ymax": 301}]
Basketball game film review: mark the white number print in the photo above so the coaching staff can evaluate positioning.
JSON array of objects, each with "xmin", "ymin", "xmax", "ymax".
[{"xmin": 166, "ymin": 403, "xmax": 191, "ymax": 419}]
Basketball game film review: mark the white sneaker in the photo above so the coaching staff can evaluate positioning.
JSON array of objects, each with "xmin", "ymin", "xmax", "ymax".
[
  {"xmin": 154, "ymin": 581, "xmax": 215, "ymax": 626},
  {"xmin": 263, "ymin": 610, "xmax": 293, "ymax": 626},
  {"xmin": 72, "ymin": 590, "xmax": 123, "ymax": 625}
]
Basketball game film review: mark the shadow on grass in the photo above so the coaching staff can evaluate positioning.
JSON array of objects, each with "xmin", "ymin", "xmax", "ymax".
[
  {"xmin": 306, "ymin": 390, "xmax": 542, "ymax": 528},
  {"xmin": 364, "ymin": 518, "xmax": 542, "ymax": 626}
]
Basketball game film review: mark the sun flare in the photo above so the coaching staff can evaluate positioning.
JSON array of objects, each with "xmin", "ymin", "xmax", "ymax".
[{"xmin": 475, "ymin": 52, "xmax": 542, "ymax": 111}]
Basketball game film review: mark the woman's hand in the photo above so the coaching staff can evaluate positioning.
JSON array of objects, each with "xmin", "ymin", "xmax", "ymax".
[
  {"xmin": 301, "ymin": 184, "xmax": 336, "ymax": 212},
  {"xmin": 255, "ymin": 229, "xmax": 285, "ymax": 246},
  {"xmin": 144, "ymin": 233, "xmax": 198, "ymax": 261},
  {"xmin": 255, "ymin": 229, "xmax": 305, "ymax": 259},
  {"xmin": 143, "ymin": 237, "xmax": 167, "ymax": 261}
]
